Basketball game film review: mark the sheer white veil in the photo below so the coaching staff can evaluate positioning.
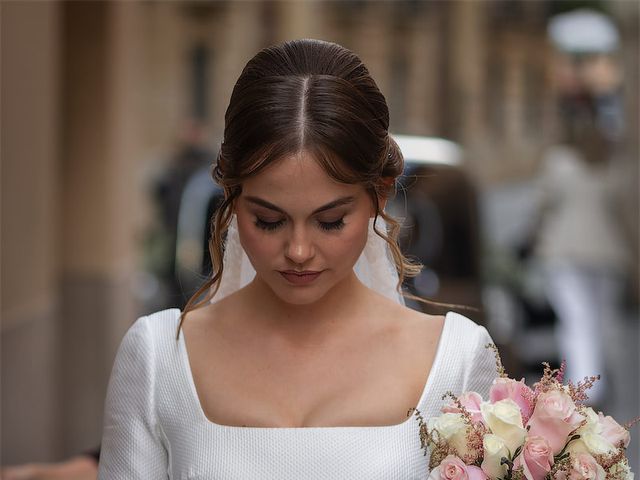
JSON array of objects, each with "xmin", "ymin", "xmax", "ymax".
[{"xmin": 210, "ymin": 214, "xmax": 405, "ymax": 306}]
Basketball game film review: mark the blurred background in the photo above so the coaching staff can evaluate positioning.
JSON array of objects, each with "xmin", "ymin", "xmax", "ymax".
[{"xmin": 2, "ymin": 0, "xmax": 638, "ymax": 474}]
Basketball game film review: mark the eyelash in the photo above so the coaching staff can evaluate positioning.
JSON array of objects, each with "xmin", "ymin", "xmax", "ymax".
[{"xmin": 254, "ymin": 218, "xmax": 345, "ymax": 232}]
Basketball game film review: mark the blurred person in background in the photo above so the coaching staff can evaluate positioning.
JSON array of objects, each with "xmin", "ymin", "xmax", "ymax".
[
  {"xmin": 534, "ymin": 93, "xmax": 631, "ymax": 408},
  {"xmin": 144, "ymin": 119, "xmax": 216, "ymax": 311}
]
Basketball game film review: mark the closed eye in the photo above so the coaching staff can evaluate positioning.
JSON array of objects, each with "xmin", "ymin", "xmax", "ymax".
[
  {"xmin": 319, "ymin": 218, "xmax": 345, "ymax": 231},
  {"xmin": 254, "ymin": 217, "xmax": 345, "ymax": 232},
  {"xmin": 255, "ymin": 218, "xmax": 285, "ymax": 231}
]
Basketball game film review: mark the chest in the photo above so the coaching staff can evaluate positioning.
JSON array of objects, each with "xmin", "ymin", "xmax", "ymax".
[{"xmin": 184, "ymin": 321, "xmax": 438, "ymax": 428}]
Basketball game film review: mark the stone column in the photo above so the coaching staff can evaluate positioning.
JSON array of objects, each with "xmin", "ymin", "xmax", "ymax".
[
  {"xmin": 447, "ymin": 0, "xmax": 487, "ymax": 147},
  {"xmin": 405, "ymin": 8, "xmax": 441, "ymax": 135},
  {"xmin": 1, "ymin": 0, "xmax": 62, "ymax": 464},
  {"xmin": 349, "ymin": 2, "xmax": 393, "ymax": 103},
  {"xmin": 210, "ymin": 1, "xmax": 263, "ymax": 136},
  {"xmin": 58, "ymin": 0, "xmax": 148, "ymax": 456}
]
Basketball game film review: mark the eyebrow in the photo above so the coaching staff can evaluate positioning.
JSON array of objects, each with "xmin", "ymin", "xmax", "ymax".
[{"xmin": 244, "ymin": 195, "xmax": 356, "ymax": 215}]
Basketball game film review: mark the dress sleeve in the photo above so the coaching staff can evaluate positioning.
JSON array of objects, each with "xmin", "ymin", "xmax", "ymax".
[
  {"xmin": 98, "ymin": 316, "xmax": 169, "ymax": 479},
  {"xmin": 463, "ymin": 324, "xmax": 500, "ymax": 400}
]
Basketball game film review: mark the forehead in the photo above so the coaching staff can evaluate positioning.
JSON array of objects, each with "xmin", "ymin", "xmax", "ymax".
[{"xmin": 241, "ymin": 152, "xmax": 365, "ymax": 204}]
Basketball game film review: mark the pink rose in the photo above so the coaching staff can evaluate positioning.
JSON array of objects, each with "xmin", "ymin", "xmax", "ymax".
[
  {"xmin": 442, "ymin": 392, "xmax": 484, "ymax": 424},
  {"xmin": 598, "ymin": 413, "xmax": 630, "ymax": 449},
  {"xmin": 513, "ymin": 435, "xmax": 554, "ymax": 480},
  {"xmin": 567, "ymin": 453, "xmax": 606, "ymax": 480},
  {"xmin": 490, "ymin": 378, "xmax": 534, "ymax": 422},
  {"xmin": 465, "ymin": 465, "xmax": 487, "ymax": 480},
  {"xmin": 429, "ymin": 455, "xmax": 488, "ymax": 480},
  {"xmin": 526, "ymin": 390, "xmax": 585, "ymax": 454}
]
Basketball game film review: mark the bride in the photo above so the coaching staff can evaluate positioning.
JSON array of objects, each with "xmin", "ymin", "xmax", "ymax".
[{"xmin": 98, "ymin": 39, "xmax": 498, "ymax": 479}]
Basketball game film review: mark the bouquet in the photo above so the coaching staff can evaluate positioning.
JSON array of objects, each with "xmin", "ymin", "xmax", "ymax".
[{"xmin": 413, "ymin": 345, "xmax": 638, "ymax": 480}]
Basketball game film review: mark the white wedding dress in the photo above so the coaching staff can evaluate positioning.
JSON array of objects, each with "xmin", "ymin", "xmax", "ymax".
[{"xmin": 97, "ymin": 308, "xmax": 497, "ymax": 479}]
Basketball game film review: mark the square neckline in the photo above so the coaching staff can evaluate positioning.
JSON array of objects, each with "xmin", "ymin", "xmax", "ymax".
[{"xmin": 176, "ymin": 310, "xmax": 453, "ymax": 431}]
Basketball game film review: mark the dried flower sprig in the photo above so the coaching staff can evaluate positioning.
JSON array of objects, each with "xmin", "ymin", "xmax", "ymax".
[
  {"xmin": 566, "ymin": 374, "xmax": 601, "ymax": 404},
  {"xmin": 440, "ymin": 392, "xmax": 487, "ymax": 465},
  {"xmin": 486, "ymin": 343, "xmax": 508, "ymax": 378},
  {"xmin": 511, "ymin": 466, "xmax": 525, "ymax": 480},
  {"xmin": 532, "ymin": 362, "xmax": 564, "ymax": 396},
  {"xmin": 408, "ymin": 407, "xmax": 430, "ymax": 455},
  {"xmin": 623, "ymin": 415, "xmax": 640, "ymax": 431},
  {"xmin": 548, "ymin": 453, "xmax": 571, "ymax": 479},
  {"xmin": 555, "ymin": 359, "xmax": 566, "ymax": 384},
  {"xmin": 596, "ymin": 448, "xmax": 626, "ymax": 470}
]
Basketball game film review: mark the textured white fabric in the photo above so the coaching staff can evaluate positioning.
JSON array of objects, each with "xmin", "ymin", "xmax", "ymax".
[
  {"xmin": 211, "ymin": 215, "xmax": 405, "ymax": 306},
  {"xmin": 98, "ymin": 309, "xmax": 498, "ymax": 479}
]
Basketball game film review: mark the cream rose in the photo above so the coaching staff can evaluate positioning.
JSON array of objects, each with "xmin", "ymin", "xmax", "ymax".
[
  {"xmin": 490, "ymin": 377, "xmax": 534, "ymax": 421},
  {"xmin": 428, "ymin": 413, "xmax": 472, "ymax": 457},
  {"xmin": 567, "ymin": 408, "xmax": 616, "ymax": 456},
  {"xmin": 608, "ymin": 461, "xmax": 634, "ymax": 480},
  {"xmin": 480, "ymin": 399, "xmax": 527, "ymax": 456},
  {"xmin": 481, "ymin": 434, "xmax": 509, "ymax": 479}
]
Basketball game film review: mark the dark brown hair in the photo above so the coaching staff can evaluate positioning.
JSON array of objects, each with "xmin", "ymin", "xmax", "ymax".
[{"xmin": 177, "ymin": 39, "xmax": 423, "ymax": 336}]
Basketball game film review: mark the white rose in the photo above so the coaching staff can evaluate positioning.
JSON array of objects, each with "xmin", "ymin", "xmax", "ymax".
[
  {"xmin": 580, "ymin": 430, "xmax": 617, "ymax": 456},
  {"xmin": 579, "ymin": 408, "xmax": 601, "ymax": 435},
  {"xmin": 480, "ymin": 399, "xmax": 526, "ymax": 456},
  {"xmin": 568, "ymin": 408, "xmax": 616, "ymax": 456},
  {"xmin": 609, "ymin": 462, "xmax": 634, "ymax": 480},
  {"xmin": 428, "ymin": 413, "xmax": 472, "ymax": 457},
  {"xmin": 481, "ymin": 433, "xmax": 509, "ymax": 479},
  {"xmin": 428, "ymin": 466, "xmax": 443, "ymax": 480}
]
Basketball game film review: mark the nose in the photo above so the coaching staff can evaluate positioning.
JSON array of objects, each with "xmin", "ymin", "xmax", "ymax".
[{"xmin": 285, "ymin": 225, "xmax": 315, "ymax": 266}]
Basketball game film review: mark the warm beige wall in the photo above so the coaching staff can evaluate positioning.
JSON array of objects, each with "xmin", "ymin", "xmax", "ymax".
[
  {"xmin": 1, "ymin": 0, "xmax": 61, "ymax": 463},
  {"xmin": 2, "ymin": 1, "xmax": 151, "ymax": 463},
  {"xmin": 1, "ymin": 2, "xmax": 60, "ymax": 330},
  {"xmin": 57, "ymin": 1, "xmax": 149, "ymax": 456}
]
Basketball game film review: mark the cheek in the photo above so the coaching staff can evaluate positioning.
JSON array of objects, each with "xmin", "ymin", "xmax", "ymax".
[
  {"xmin": 330, "ymin": 219, "xmax": 369, "ymax": 262},
  {"xmin": 236, "ymin": 214, "xmax": 278, "ymax": 262}
]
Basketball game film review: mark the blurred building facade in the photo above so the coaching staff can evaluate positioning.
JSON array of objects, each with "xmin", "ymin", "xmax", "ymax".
[{"xmin": 2, "ymin": 0, "xmax": 638, "ymax": 464}]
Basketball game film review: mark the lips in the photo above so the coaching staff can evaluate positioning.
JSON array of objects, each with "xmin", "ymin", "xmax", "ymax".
[{"xmin": 279, "ymin": 270, "xmax": 323, "ymax": 285}]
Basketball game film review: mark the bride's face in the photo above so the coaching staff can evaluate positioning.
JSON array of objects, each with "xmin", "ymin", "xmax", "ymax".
[{"xmin": 235, "ymin": 152, "xmax": 375, "ymax": 305}]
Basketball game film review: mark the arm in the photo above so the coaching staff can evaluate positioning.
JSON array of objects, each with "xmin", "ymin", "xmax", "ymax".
[{"xmin": 98, "ymin": 317, "xmax": 168, "ymax": 479}]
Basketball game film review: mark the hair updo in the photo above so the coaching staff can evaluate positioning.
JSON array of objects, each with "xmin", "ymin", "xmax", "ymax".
[{"xmin": 179, "ymin": 39, "xmax": 421, "ymax": 332}]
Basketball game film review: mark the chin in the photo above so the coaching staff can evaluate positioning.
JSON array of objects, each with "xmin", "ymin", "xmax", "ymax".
[{"xmin": 270, "ymin": 285, "xmax": 330, "ymax": 306}]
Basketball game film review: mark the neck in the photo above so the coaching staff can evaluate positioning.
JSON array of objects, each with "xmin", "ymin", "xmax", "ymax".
[{"xmin": 242, "ymin": 271, "xmax": 373, "ymax": 349}]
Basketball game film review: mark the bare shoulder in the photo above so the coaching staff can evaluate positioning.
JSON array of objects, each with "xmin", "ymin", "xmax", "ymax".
[
  {"xmin": 397, "ymin": 304, "xmax": 446, "ymax": 346},
  {"xmin": 368, "ymin": 294, "xmax": 446, "ymax": 347},
  {"xmin": 181, "ymin": 290, "xmax": 244, "ymax": 339},
  {"xmin": 374, "ymin": 292, "xmax": 444, "ymax": 325}
]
